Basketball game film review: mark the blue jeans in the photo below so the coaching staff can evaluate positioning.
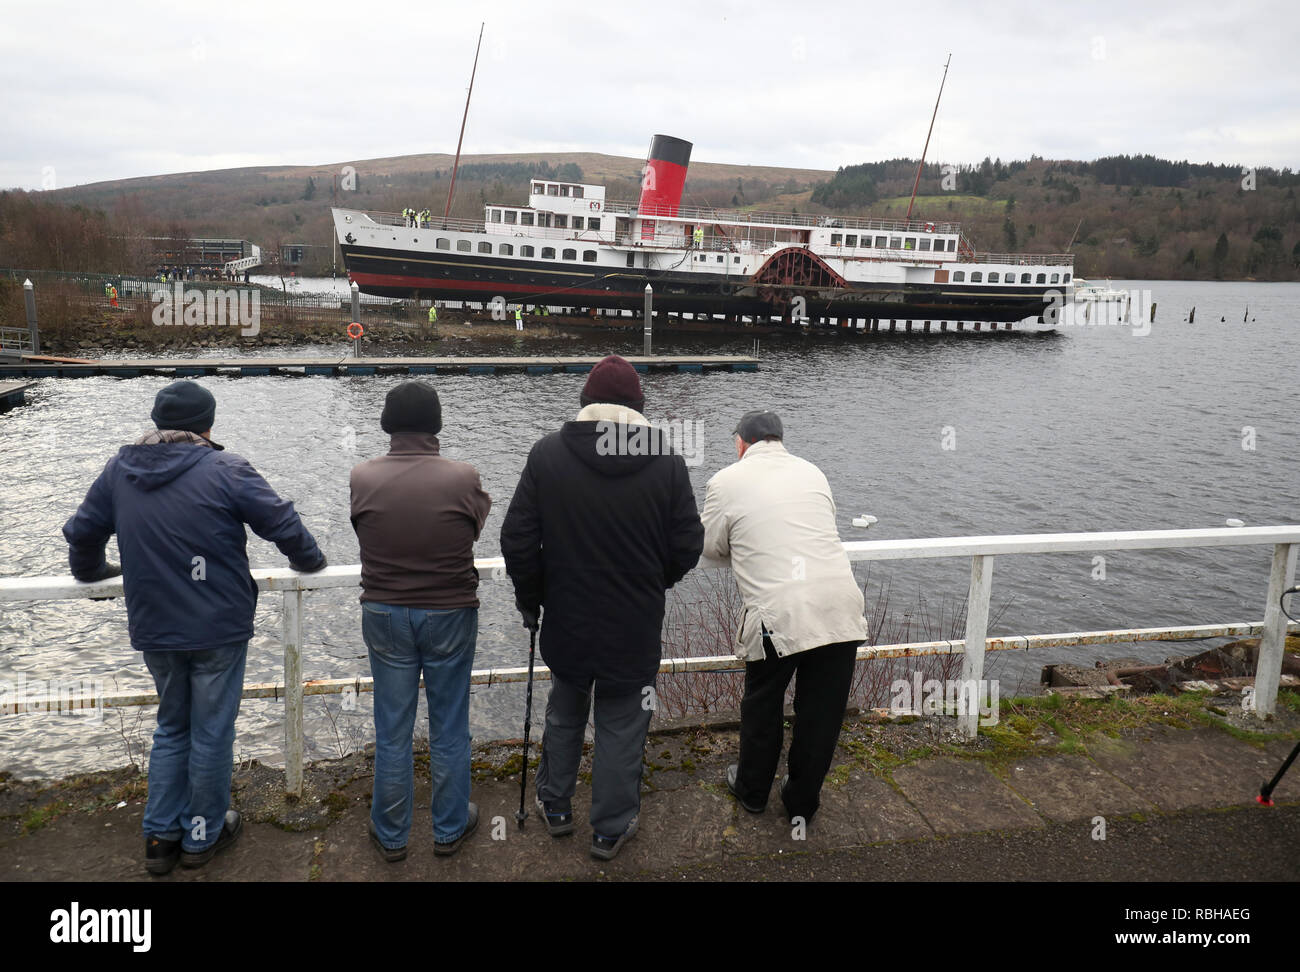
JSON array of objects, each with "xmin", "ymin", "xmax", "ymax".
[
  {"xmin": 141, "ymin": 644, "xmax": 247, "ymax": 851},
  {"xmin": 363, "ymin": 602, "xmax": 477, "ymax": 847}
]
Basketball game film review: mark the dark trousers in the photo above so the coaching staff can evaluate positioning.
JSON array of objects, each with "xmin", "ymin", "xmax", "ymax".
[
  {"xmin": 535, "ymin": 673, "xmax": 653, "ymax": 838},
  {"xmin": 735, "ymin": 637, "xmax": 859, "ymax": 821}
]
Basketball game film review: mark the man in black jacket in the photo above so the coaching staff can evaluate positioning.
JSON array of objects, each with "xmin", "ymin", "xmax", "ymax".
[{"xmin": 501, "ymin": 354, "xmax": 703, "ymax": 860}]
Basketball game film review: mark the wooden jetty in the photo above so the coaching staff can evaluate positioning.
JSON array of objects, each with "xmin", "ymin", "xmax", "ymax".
[
  {"xmin": 0, "ymin": 380, "xmax": 35, "ymax": 410},
  {"xmin": 0, "ymin": 354, "xmax": 758, "ymax": 379}
]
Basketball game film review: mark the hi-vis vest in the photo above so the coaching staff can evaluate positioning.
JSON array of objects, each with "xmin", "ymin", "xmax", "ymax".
[{"xmin": 514, "ymin": 308, "xmax": 522, "ymax": 320}]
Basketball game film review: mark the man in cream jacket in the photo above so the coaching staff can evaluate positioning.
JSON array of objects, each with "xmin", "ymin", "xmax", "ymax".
[{"xmin": 701, "ymin": 409, "xmax": 867, "ymax": 824}]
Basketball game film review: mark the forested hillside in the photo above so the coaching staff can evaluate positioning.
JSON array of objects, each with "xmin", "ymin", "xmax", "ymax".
[{"xmin": 2, "ymin": 150, "xmax": 1296, "ymax": 280}]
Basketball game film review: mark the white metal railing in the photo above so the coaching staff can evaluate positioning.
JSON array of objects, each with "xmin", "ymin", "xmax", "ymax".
[
  {"xmin": 606, "ymin": 199, "xmax": 965, "ymax": 235},
  {"xmin": 1, "ymin": 526, "xmax": 1296, "ymax": 796}
]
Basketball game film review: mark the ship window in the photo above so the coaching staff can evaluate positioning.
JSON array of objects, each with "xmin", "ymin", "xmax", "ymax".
[
  {"xmin": 478, "ymin": 242, "xmax": 492, "ymax": 253},
  {"xmin": 573, "ymin": 217, "xmax": 584, "ymax": 230},
  {"xmin": 521, "ymin": 212, "xmax": 534, "ymax": 226},
  {"xmin": 947, "ymin": 239, "xmax": 956, "ymax": 251},
  {"xmin": 521, "ymin": 245, "xmax": 535, "ymax": 257},
  {"xmin": 862, "ymin": 236, "xmax": 873, "ymax": 248},
  {"xmin": 562, "ymin": 248, "xmax": 577, "ymax": 260},
  {"xmin": 734, "ymin": 256, "xmax": 740, "ymax": 263},
  {"xmin": 970, "ymin": 271, "xmax": 982, "ymax": 282},
  {"xmin": 717, "ymin": 255, "xmax": 724, "ymax": 263},
  {"xmin": 875, "ymin": 236, "xmax": 887, "ymax": 247},
  {"xmin": 541, "ymin": 247, "xmax": 556, "ymax": 259},
  {"xmin": 538, "ymin": 213, "xmax": 552, "ymax": 228},
  {"xmin": 627, "ymin": 253, "xmax": 635, "ymax": 267},
  {"xmin": 1063, "ymin": 272, "xmax": 1071, "ymax": 283},
  {"xmin": 845, "ymin": 234, "xmax": 857, "ymax": 247},
  {"xmin": 1050, "ymin": 272, "xmax": 1060, "ymax": 284},
  {"xmin": 532, "ymin": 183, "xmax": 544, "ymax": 194},
  {"xmin": 572, "ymin": 186, "xmax": 584, "ymax": 199},
  {"xmin": 953, "ymin": 271, "xmax": 965, "ymax": 282},
  {"xmin": 988, "ymin": 272, "xmax": 999, "ymax": 283},
  {"xmin": 1021, "ymin": 273, "xmax": 1031, "ymax": 283},
  {"xmin": 831, "ymin": 233, "xmax": 842, "ymax": 246},
  {"xmin": 919, "ymin": 239, "xmax": 931, "ymax": 251},
  {"xmin": 583, "ymin": 250, "xmax": 597, "ymax": 262},
  {"xmin": 504, "ymin": 211, "xmax": 517, "ymax": 225},
  {"xmin": 547, "ymin": 184, "xmax": 559, "ymax": 196},
  {"xmin": 491, "ymin": 209, "xmax": 502, "ymax": 223},
  {"xmin": 560, "ymin": 185, "xmax": 570, "ymax": 197},
  {"xmin": 436, "ymin": 238, "xmax": 450, "ymax": 250},
  {"xmin": 904, "ymin": 237, "xmax": 916, "ymax": 250},
  {"xmin": 1036, "ymin": 273, "xmax": 1046, "ymax": 284},
  {"xmin": 457, "ymin": 240, "xmax": 471, "ymax": 252},
  {"xmin": 889, "ymin": 236, "xmax": 901, "ymax": 249},
  {"xmin": 555, "ymin": 214, "xmax": 568, "ymax": 229},
  {"xmin": 499, "ymin": 244, "xmax": 513, "ymax": 255}
]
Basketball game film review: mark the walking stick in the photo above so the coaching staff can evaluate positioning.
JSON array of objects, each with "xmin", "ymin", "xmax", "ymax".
[
  {"xmin": 1257, "ymin": 587, "xmax": 1300, "ymax": 807},
  {"xmin": 515, "ymin": 625, "xmax": 538, "ymax": 829},
  {"xmin": 1257, "ymin": 739, "xmax": 1300, "ymax": 807}
]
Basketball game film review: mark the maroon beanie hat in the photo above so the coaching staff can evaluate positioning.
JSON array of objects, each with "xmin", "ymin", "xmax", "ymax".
[{"xmin": 580, "ymin": 354, "xmax": 644, "ymax": 413}]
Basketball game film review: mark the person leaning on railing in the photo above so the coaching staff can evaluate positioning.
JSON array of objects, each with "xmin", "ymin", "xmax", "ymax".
[
  {"xmin": 701, "ymin": 409, "xmax": 868, "ymax": 826},
  {"xmin": 62, "ymin": 380, "xmax": 328, "ymax": 876}
]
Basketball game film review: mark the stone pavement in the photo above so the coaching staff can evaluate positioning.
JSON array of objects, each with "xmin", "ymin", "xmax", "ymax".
[{"xmin": 2, "ymin": 716, "xmax": 1298, "ymax": 882}]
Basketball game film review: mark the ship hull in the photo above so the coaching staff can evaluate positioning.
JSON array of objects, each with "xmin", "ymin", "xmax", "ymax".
[{"xmin": 341, "ymin": 243, "xmax": 1058, "ymax": 323}]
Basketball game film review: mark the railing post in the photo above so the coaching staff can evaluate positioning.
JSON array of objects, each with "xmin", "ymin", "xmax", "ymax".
[
  {"xmin": 1254, "ymin": 543, "xmax": 1297, "ymax": 719},
  {"xmin": 959, "ymin": 554, "xmax": 994, "ymax": 739},
  {"xmin": 282, "ymin": 588, "xmax": 304, "ymax": 797},
  {"xmin": 24, "ymin": 278, "xmax": 39, "ymax": 354}
]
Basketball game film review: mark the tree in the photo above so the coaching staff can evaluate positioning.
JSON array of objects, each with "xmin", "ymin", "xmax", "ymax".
[{"xmin": 303, "ymin": 177, "xmax": 316, "ymax": 201}]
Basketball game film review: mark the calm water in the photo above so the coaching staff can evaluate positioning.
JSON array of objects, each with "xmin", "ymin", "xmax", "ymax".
[{"xmin": 2, "ymin": 279, "xmax": 1298, "ymax": 778}]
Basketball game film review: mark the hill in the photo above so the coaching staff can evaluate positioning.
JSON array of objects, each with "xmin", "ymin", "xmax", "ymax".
[{"xmin": 2, "ymin": 149, "xmax": 1297, "ymax": 281}]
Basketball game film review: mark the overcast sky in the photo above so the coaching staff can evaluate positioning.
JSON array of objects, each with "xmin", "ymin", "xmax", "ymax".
[{"xmin": 4, "ymin": 0, "xmax": 1298, "ymax": 190}]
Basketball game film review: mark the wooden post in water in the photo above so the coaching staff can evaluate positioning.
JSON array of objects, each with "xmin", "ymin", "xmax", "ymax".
[
  {"xmin": 643, "ymin": 284, "xmax": 653, "ymax": 356},
  {"xmin": 23, "ymin": 278, "xmax": 39, "ymax": 355},
  {"xmin": 282, "ymin": 588, "xmax": 304, "ymax": 798}
]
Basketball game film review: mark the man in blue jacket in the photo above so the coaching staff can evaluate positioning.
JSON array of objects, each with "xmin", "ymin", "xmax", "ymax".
[{"xmin": 63, "ymin": 380, "xmax": 326, "ymax": 875}]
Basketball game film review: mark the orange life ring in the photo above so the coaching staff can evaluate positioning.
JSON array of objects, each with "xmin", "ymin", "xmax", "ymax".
[
  {"xmin": 589, "ymin": 201, "xmax": 599, "ymax": 210},
  {"xmin": 924, "ymin": 222, "xmax": 936, "ymax": 232},
  {"xmin": 347, "ymin": 322, "xmax": 364, "ymax": 339}
]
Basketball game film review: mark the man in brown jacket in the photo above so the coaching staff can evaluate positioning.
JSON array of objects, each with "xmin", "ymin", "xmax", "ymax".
[{"xmin": 350, "ymin": 380, "xmax": 491, "ymax": 860}]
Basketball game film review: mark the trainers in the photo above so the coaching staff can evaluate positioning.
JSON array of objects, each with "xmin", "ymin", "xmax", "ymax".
[
  {"xmin": 726, "ymin": 764, "xmax": 767, "ymax": 814},
  {"xmin": 433, "ymin": 802, "xmax": 479, "ymax": 857},
  {"xmin": 368, "ymin": 820, "xmax": 408, "ymax": 863},
  {"xmin": 535, "ymin": 796, "xmax": 575, "ymax": 837},
  {"xmin": 179, "ymin": 810, "xmax": 242, "ymax": 868},
  {"xmin": 590, "ymin": 816, "xmax": 638, "ymax": 861},
  {"xmin": 144, "ymin": 835, "xmax": 180, "ymax": 876}
]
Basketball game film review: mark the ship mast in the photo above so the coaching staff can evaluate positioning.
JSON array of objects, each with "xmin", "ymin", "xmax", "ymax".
[
  {"xmin": 442, "ymin": 22, "xmax": 485, "ymax": 225},
  {"xmin": 904, "ymin": 53, "xmax": 951, "ymax": 225}
]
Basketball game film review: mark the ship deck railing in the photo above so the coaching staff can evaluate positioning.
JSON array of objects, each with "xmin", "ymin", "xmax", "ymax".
[
  {"xmin": 2, "ymin": 526, "xmax": 1297, "ymax": 795},
  {"xmin": 604, "ymin": 199, "xmax": 964, "ymax": 236}
]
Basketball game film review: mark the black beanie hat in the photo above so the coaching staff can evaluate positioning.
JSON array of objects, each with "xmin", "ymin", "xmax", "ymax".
[
  {"xmin": 381, "ymin": 380, "xmax": 442, "ymax": 435},
  {"xmin": 151, "ymin": 380, "xmax": 216, "ymax": 433},
  {"xmin": 579, "ymin": 354, "xmax": 644, "ymax": 413}
]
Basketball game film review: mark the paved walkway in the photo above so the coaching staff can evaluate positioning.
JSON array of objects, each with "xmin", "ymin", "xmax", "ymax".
[{"xmin": 2, "ymin": 718, "xmax": 1297, "ymax": 881}]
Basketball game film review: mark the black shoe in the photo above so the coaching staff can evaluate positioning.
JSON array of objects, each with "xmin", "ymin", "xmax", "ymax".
[
  {"xmin": 434, "ymin": 802, "xmax": 479, "ymax": 857},
  {"xmin": 590, "ymin": 816, "xmax": 638, "ymax": 861},
  {"xmin": 780, "ymin": 776, "xmax": 817, "ymax": 824},
  {"xmin": 179, "ymin": 810, "xmax": 242, "ymax": 868},
  {"xmin": 368, "ymin": 820, "xmax": 408, "ymax": 862},
  {"xmin": 726, "ymin": 764, "xmax": 767, "ymax": 814},
  {"xmin": 535, "ymin": 796, "xmax": 575, "ymax": 837},
  {"xmin": 144, "ymin": 835, "xmax": 180, "ymax": 876}
]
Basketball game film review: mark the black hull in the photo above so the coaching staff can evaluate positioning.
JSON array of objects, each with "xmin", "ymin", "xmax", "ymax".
[{"xmin": 342, "ymin": 244, "xmax": 1058, "ymax": 323}]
